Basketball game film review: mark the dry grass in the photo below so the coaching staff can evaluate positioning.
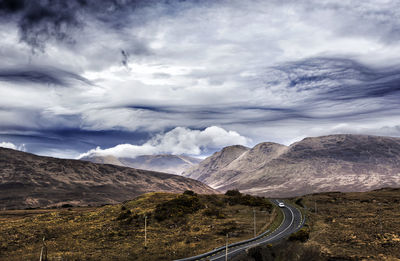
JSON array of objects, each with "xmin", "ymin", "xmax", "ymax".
[
  {"xmin": 0, "ymin": 192, "xmax": 275, "ymax": 261},
  {"xmin": 298, "ymin": 188, "xmax": 400, "ymax": 261}
]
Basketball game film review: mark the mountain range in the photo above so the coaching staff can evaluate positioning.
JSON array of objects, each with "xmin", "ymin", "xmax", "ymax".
[
  {"xmin": 0, "ymin": 148, "xmax": 215, "ymax": 209},
  {"xmin": 183, "ymin": 134, "xmax": 400, "ymax": 197},
  {"xmin": 2, "ymin": 134, "xmax": 400, "ymax": 208},
  {"xmin": 81, "ymin": 154, "xmax": 201, "ymax": 175}
]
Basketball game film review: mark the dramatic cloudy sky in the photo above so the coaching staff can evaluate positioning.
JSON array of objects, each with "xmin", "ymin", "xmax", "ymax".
[{"xmin": 1, "ymin": 0, "xmax": 400, "ymax": 159}]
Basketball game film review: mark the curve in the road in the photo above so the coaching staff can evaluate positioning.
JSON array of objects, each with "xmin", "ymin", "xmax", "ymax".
[{"xmin": 175, "ymin": 199, "xmax": 305, "ymax": 261}]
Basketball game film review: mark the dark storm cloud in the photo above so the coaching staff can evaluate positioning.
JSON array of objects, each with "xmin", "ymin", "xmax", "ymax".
[
  {"xmin": 0, "ymin": 0, "xmax": 25, "ymax": 13},
  {"xmin": 124, "ymin": 105, "xmax": 175, "ymax": 113},
  {"xmin": 269, "ymin": 57, "xmax": 400, "ymax": 103},
  {"xmin": 124, "ymin": 105, "xmax": 230, "ymax": 115},
  {"xmin": 0, "ymin": 0, "xmax": 210, "ymax": 52},
  {"xmin": 0, "ymin": 0, "xmax": 81, "ymax": 51},
  {"xmin": 119, "ymin": 104, "xmax": 305, "ymax": 127},
  {"xmin": 0, "ymin": 0, "xmax": 144, "ymax": 51},
  {"xmin": 121, "ymin": 50, "xmax": 129, "ymax": 68},
  {"xmin": 0, "ymin": 67, "xmax": 91, "ymax": 86}
]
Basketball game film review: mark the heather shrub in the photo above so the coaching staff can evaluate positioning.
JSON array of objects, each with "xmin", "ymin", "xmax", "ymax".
[{"xmin": 154, "ymin": 194, "xmax": 204, "ymax": 222}]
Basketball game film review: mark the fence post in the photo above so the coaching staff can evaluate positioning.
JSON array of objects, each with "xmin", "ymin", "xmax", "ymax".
[{"xmin": 39, "ymin": 236, "xmax": 47, "ymax": 261}]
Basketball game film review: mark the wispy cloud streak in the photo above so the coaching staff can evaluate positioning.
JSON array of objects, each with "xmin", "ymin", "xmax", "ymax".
[{"xmin": 0, "ymin": 67, "xmax": 92, "ymax": 86}]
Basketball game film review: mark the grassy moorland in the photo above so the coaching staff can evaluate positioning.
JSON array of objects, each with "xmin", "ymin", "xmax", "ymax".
[
  {"xmin": 301, "ymin": 188, "xmax": 400, "ymax": 260},
  {"xmin": 235, "ymin": 188, "xmax": 400, "ymax": 261},
  {"xmin": 0, "ymin": 191, "xmax": 277, "ymax": 260}
]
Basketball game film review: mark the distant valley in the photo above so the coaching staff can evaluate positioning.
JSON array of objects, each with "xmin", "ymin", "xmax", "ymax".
[
  {"xmin": 81, "ymin": 154, "xmax": 201, "ymax": 175},
  {"xmin": 183, "ymin": 134, "xmax": 400, "ymax": 197}
]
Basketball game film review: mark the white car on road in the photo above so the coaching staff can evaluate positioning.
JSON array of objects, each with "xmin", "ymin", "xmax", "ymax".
[{"xmin": 278, "ymin": 202, "xmax": 285, "ymax": 208}]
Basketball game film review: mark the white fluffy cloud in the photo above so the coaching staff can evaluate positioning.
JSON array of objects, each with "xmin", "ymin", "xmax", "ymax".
[
  {"xmin": 0, "ymin": 142, "xmax": 26, "ymax": 151},
  {"xmin": 0, "ymin": 142, "xmax": 17, "ymax": 150},
  {"xmin": 79, "ymin": 126, "xmax": 250, "ymax": 158}
]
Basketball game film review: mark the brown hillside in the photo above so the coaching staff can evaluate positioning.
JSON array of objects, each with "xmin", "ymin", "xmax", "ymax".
[
  {"xmin": 183, "ymin": 145, "xmax": 250, "ymax": 181},
  {"xmin": 184, "ymin": 135, "xmax": 400, "ymax": 197},
  {"xmin": 0, "ymin": 148, "xmax": 215, "ymax": 209}
]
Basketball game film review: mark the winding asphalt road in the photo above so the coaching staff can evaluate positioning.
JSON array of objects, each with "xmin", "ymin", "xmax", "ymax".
[{"xmin": 175, "ymin": 199, "xmax": 304, "ymax": 261}]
